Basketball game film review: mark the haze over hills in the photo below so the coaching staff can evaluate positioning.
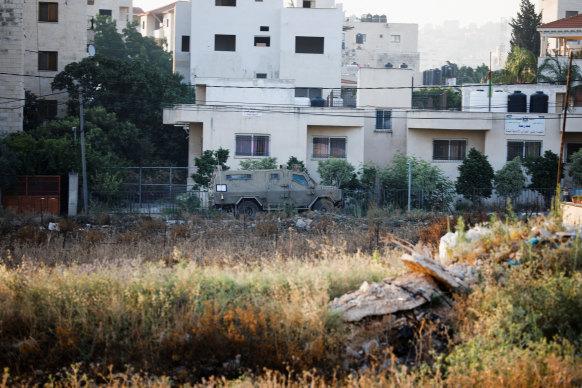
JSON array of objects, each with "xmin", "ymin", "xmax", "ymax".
[{"xmin": 419, "ymin": 19, "xmax": 511, "ymax": 71}]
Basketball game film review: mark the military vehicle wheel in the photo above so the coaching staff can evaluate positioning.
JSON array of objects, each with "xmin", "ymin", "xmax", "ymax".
[
  {"xmin": 312, "ymin": 198, "xmax": 334, "ymax": 212},
  {"xmin": 237, "ymin": 200, "xmax": 259, "ymax": 218}
]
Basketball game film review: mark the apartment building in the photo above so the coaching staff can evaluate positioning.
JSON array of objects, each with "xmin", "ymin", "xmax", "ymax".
[
  {"xmin": 539, "ymin": 0, "xmax": 582, "ymax": 24},
  {"xmin": 342, "ymin": 15, "xmax": 420, "ymax": 86},
  {"xmin": 138, "ymin": 1, "xmax": 191, "ymax": 83},
  {"xmin": 0, "ymin": 0, "xmax": 132, "ymax": 132}
]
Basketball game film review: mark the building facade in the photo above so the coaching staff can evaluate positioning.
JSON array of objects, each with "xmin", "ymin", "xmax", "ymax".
[
  {"xmin": 342, "ymin": 15, "xmax": 420, "ymax": 86},
  {"xmin": 0, "ymin": 0, "xmax": 132, "ymax": 132},
  {"xmin": 138, "ymin": 1, "xmax": 191, "ymax": 83},
  {"xmin": 539, "ymin": 0, "xmax": 582, "ymax": 24}
]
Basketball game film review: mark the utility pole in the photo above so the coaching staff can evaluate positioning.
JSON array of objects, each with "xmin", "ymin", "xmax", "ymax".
[
  {"xmin": 79, "ymin": 88, "xmax": 89, "ymax": 215},
  {"xmin": 556, "ymin": 52, "xmax": 574, "ymax": 200},
  {"xmin": 488, "ymin": 52, "xmax": 492, "ymax": 112}
]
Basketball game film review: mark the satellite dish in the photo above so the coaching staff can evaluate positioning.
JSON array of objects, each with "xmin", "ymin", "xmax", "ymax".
[{"xmin": 88, "ymin": 44, "xmax": 95, "ymax": 57}]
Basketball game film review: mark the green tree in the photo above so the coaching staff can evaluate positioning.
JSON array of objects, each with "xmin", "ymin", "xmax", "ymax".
[
  {"xmin": 412, "ymin": 87, "xmax": 461, "ymax": 110},
  {"xmin": 524, "ymin": 150, "xmax": 561, "ymax": 207},
  {"xmin": 239, "ymin": 157, "xmax": 278, "ymax": 170},
  {"xmin": 456, "ymin": 148, "xmax": 495, "ymax": 201},
  {"xmin": 382, "ymin": 152, "xmax": 455, "ymax": 209},
  {"xmin": 537, "ymin": 57, "xmax": 582, "ymax": 85},
  {"xmin": 51, "ymin": 18, "xmax": 194, "ymax": 165},
  {"xmin": 495, "ymin": 157, "xmax": 526, "ymax": 199},
  {"xmin": 317, "ymin": 158, "xmax": 355, "ymax": 188},
  {"xmin": 286, "ymin": 156, "xmax": 306, "ymax": 172},
  {"xmin": 191, "ymin": 148, "xmax": 230, "ymax": 188},
  {"xmin": 504, "ymin": 46, "xmax": 538, "ymax": 84},
  {"xmin": 510, "ymin": 0, "xmax": 542, "ymax": 55},
  {"xmin": 569, "ymin": 149, "xmax": 582, "ymax": 186},
  {"xmin": 0, "ymin": 138, "xmax": 20, "ymax": 191}
]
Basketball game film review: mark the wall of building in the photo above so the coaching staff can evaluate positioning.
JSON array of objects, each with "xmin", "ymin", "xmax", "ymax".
[
  {"xmin": 343, "ymin": 20, "xmax": 420, "ymax": 86},
  {"xmin": 539, "ymin": 0, "xmax": 582, "ymax": 23},
  {"xmin": 23, "ymin": 0, "xmax": 89, "ymax": 118},
  {"xmin": 173, "ymin": 1, "xmax": 191, "ymax": 83},
  {"xmin": 279, "ymin": 6, "xmax": 343, "ymax": 94},
  {"xmin": 407, "ymin": 128, "xmax": 487, "ymax": 180},
  {"xmin": 356, "ymin": 67, "xmax": 412, "ymax": 108},
  {"xmin": 363, "ymin": 111, "xmax": 407, "ymax": 167},
  {"xmin": 199, "ymin": 78, "xmax": 296, "ymax": 106},
  {"xmin": 190, "ymin": 0, "xmax": 282, "ymax": 81},
  {"xmin": 0, "ymin": 0, "xmax": 25, "ymax": 132}
]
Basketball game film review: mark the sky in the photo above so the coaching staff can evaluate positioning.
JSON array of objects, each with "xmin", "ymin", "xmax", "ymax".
[{"xmin": 133, "ymin": 0, "xmax": 522, "ymax": 27}]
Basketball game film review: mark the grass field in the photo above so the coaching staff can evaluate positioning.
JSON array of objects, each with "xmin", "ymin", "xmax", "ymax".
[{"xmin": 0, "ymin": 208, "xmax": 581, "ymax": 386}]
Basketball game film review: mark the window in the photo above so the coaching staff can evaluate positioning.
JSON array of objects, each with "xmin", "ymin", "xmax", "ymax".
[
  {"xmin": 355, "ymin": 33, "xmax": 366, "ymax": 44},
  {"xmin": 226, "ymin": 174, "xmax": 252, "ymax": 180},
  {"xmin": 235, "ymin": 135, "xmax": 270, "ymax": 157},
  {"xmin": 39, "ymin": 2, "xmax": 58, "ymax": 22},
  {"xmin": 375, "ymin": 110, "xmax": 392, "ymax": 131},
  {"xmin": 292, "ymin": 174, "xmax": 308, "ymax": 185},
  {"xmin": 87, "ymin": 0, "xmax": 94, "ymax": 4},
  {"xmin": 181, "ymin": 36, "xmax": 190, "ymax": 52},
  {"xmin": 390, "ymin": 35, "xmax": 401, "ymax": 43},
  {"xmin": 566, "ymin": 10, "xmax": 579, "ymax": 18},
  {"xmin": 506, "ymin": 141, "xmax": 541, "ymax": 161},
  {"xmin": 312, "ymin": 136, "xmax": 346, "ymax": 159},
  {"xmin": 303, "ymin": 1, "xmax": 312, "ymax": 8},
  {"xmin": 295, "ymin": 88, "xmax": 322, "ymax": 98},
  {"xmin": 99, "ymin": 9, "xmax": 112, "ymax": 16},
  {"xmin": 295, "ymin": 36, "xmax": 324, "ymax": 54},
  {"xmin": 256, "ymin": 73, "xmax": 267, "ymax": 79},
  {"xmin": 260, "ymin": 26, "xmax": 269, "ymax": 31},
  {"xmin": 38, "ymin": 51, "xmax": 58, "ymax": 71},
  {"xmin": 270, "ymin": 173, "xmax": 279, "ymax": 179},
  {"xmin": 254, "ymin": 36, "xmax": 270, "ymax": 47},
  {"xmin": 166, "ymin": 19, "xmax": 169, "ymax": 27},
  {"xmin": 216, "ymin": 0, "xmax": 236, "ymax": 6},
  {"xmin": 567, "ymin": 143, "xmax": 582, "ymax": 162},
  {"xmin": 142, "ymin": 21, "xmax": 145, "ymax": 29},
  {"xmin": 215, "ymin": 34, "xmax": 236, "ymax": 51},
  {"xmin": 433, "ymin": 139, "xmax": 467, "ymax": 161},
  {"xmin": 40, "ymin": 100, "xmax": 58, "ymax": 118}
]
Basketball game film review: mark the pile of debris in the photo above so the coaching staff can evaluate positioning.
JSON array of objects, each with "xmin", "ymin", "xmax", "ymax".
[{"xmin": 329, "ymin": 216, "xmax": 581, "ymax": 370}]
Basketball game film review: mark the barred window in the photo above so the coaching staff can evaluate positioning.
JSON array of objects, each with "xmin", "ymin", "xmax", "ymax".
[
  {"xmin": 235, "ymin": 135, "xmax": 270, "ymax": 157},
  {"xmin": 312, "ymin": 136, "xmax": 346, "ymax": 159},
  {"xmin": 507, "ymin": 141, "xmax": 541, "ymax": 161},
  {"xmin": 375, "ymin": 110, "xmax": 392, "ymax": 130},
  {"xmin": 433, "ymin": 139, "xmax": 467, "ymax": 161}
]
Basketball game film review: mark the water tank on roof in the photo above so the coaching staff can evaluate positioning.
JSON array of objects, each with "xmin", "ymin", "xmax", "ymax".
[
  {"xmin": 469, "ymin": 89, "xmax": 488, "ymax": 112},
  {"xmin": 366, "ymin": 13, "xmax": 373, "ymax": 22},
  {"xmin": 310, "ymin": 97, "xmax": 325, "ymax": 107},
  {"xmin": 491, "ymin": 90, "xmax": 508, "ymax": 112},
  {"xmin": 372, "ymin": 14, "xmax": 380, "ymax": 22},
  {"xmin": 508, "ymin": 91, "xmax": 527, "ymax": 113},
  {"xmin": 385, "ymin": 62, "xmax": 393, "ymax": 68},
  {"xmin": 400, "ymin": 63, "xmax": 408, "ymax": 68},
  {"xmin": 380, "ymin": 14, "xmax": 387, "ymax": 23},
  {"xmin": 530, "ymin": 91, "xmax": 549, "ymax": 113}
]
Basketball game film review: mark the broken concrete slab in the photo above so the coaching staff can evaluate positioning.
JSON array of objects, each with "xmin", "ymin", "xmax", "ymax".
[
  {"xmin": 329, "ymin": 272, "xmax": 442, "ymax": 322},
  {"xmin": 401, "ymin": 253, "xmax": 467, "ymax": 291}
]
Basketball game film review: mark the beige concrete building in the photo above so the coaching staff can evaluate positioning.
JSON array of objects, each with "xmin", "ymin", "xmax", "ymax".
[
  {"xmin": 138, "ymin": 1, "xmax": 191, "ymax": 83},
  {"xmin": 0, "ymin": 0, "xmax": 25, "ymax": 133},
  {"xmin": 0, "ymin": 0, "xmax": 132, "ymax": 132}
]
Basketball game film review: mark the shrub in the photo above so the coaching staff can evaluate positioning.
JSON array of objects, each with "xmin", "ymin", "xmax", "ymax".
[
  {"xmin": 495, "ymin": 157, "xmax": 525, "ymax": 199},
  {"xmin": 317, "ymin": 158, "xmax": 355, "ymax": 188},
  {"xmin": 239, "ymin": 157, "xmax": 278, "ymax": 170},
  {"xmin": 456, "ymin": 148, "xmax": 494, "ymax": 201},
  {"xmin": 191, "ymin": 148, "xmax": 230, "ymax": 188}
]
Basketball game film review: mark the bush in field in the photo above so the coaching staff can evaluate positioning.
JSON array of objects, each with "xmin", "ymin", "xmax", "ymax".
[
  {"xmin": 495, "ymin": 157, "xmax": 526, "ymax": 199},
  {"xmin": 382, "ymin": 152, "xmax": 455, "ymax": 209},
  {"xmin": 317, "ymin": 158, "xmax": 355, "ymax": 188},
  {"xmin": 456, "ymin": 148, "xmax": 494, "ymax": 201},
  {"xmin": 569, "ymin": 148, "xmax": 582, "ymax": 186},
  {"xmin": 191, "ymin": 148, "xmax": 229, "ymax": 188},
  {"xmin": 239, "ymin": 157, "xmax": 278, "ymax": 170}
]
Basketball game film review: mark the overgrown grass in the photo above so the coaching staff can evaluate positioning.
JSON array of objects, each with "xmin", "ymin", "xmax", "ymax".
[{"xmin": 2, "ymin": 209, "xmax": 582, "ymax": 386}]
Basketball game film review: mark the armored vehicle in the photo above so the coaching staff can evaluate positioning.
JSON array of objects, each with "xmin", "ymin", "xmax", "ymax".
[{"xmin": 209, "ymin": 167, "xmax": 342, "ymax": 217}]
